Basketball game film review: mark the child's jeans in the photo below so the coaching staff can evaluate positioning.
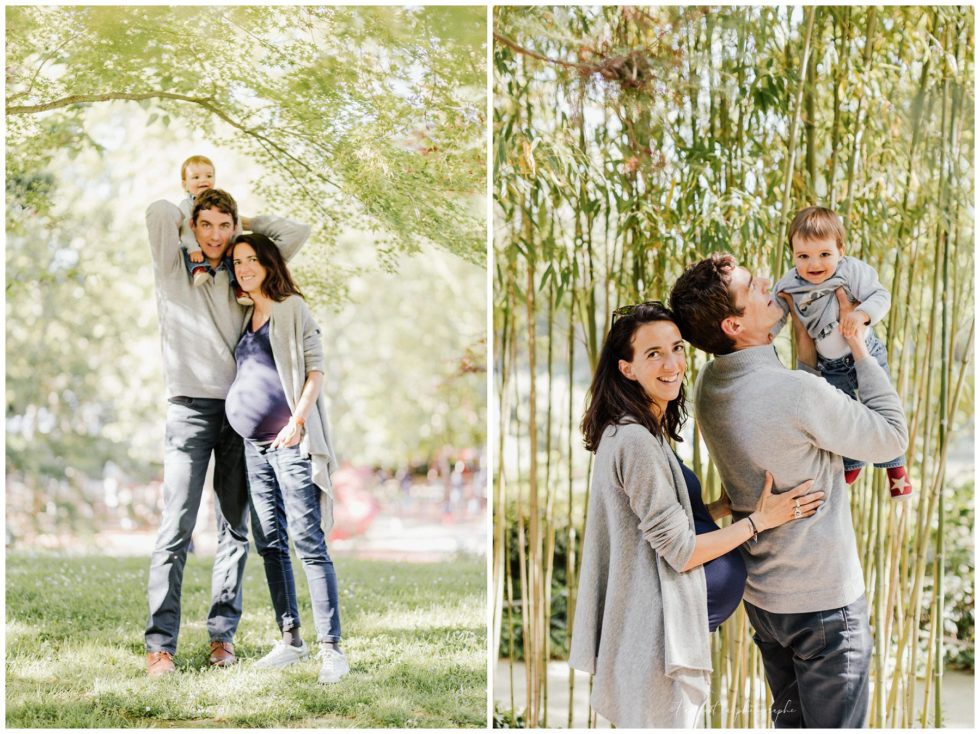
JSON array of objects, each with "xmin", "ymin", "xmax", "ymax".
[
  {"xmin": 182, "ymin": 247, "xmax": 208, "ymax": 276},
  {"xmin": 817, "ymin": 333, "xmax": 905, "ymax": 472},
  {"xmin": 181, "ymin": 248, "xmax": 242, "ymax": 290}
]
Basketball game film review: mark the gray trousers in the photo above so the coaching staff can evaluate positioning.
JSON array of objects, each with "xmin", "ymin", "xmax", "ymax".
[
  {"xmin": 144, "ymin": 397, "xmax": 250, "ymax": 654},
  {"xmin": 744, "ymin": 595, "xmax": 873, "ymax": 728}
]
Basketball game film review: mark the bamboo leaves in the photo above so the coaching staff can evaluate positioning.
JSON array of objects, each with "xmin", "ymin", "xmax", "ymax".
[{"xmin": 494, "ymin": 5, "xmax": 973, "ymax": 728}]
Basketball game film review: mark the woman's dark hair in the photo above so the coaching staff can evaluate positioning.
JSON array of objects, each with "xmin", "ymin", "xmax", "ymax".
[
  {"xmin": 231, "ymin": 232, "xmax": 304, "ymax": 302},
  {"xmin": 581, "ymin": 301, "xmax": 687, "ymax": 453}
]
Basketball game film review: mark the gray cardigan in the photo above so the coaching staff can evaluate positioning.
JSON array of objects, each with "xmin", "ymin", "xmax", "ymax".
[
  {"xmin": 250, "ymin": 295, "xmax": 338, "ymax": 498},
  {"xmin": 693, "ymin": 345, "xmax": 908, "ymax": 613},
  {"xmin": 568, "ymin": 422, "xmax": 711, "ymax": 728}
]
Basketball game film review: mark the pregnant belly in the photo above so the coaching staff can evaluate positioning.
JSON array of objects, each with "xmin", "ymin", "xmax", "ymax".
[
  {"xmin": 695, "ymin": 520, "xmax": 747, "ymax": 632},
  {"xmin": 225, "ymin": 376, "xmax": 292, "ymax": 441}
]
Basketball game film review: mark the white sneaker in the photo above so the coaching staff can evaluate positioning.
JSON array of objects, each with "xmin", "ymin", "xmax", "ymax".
[
  {"xmin": 317, "ymin": 645, "xmax": 349, "ymax": 684},
  {"xmin": 254, "ymin": 640, "xmax": 310, "ymax": 669}
]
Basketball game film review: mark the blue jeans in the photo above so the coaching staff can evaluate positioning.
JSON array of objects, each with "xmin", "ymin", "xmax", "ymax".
[
  {"xmin": 145, "ymin": 397, "xmax": 250, "ymax": 654},
  {"xmin": 745, "ymin": 595, "xmax": 873, "ymax": 728},
  {"xmin": 245, "ymin": 440, "xmax": 341, "ymax": 643},
  {"xmin": 817, "ymin": 333, "xmax": 905, "ymax": 471},
  {"xmin": 182, "ymin": 249, "xmax": 241, "ymax": 289}
]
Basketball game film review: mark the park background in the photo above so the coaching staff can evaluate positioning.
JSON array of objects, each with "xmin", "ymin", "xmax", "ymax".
[
  {"xmin": 493, "ymin": 5, "xmax": 973, "ymax": 729},
  {"xmin": 6, "ymin": 5, "xmax": 487, "ymax": 728}
]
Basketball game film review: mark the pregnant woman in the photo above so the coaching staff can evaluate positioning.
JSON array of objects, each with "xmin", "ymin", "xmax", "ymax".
[
  {"xmin": 225, "ymin": 232, "xmax": 347, "ymax": 684},
  {"xmin": 568, "ymin": 301, "xmax": 824, "ymax": 727}
]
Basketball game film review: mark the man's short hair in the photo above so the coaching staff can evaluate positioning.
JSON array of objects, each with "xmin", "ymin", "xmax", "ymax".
[
  {"xmin": 789, "ymin": 206, "xmax": 847, "ymax": 253},
  {"xmin": 669, "ymin": 253, "xmax": 743, "ymax": 356},
  {"xmin": 180, "ymin": 154, "xmax": 215, "ymax": 181},
  {"xmin": 191, "ymin": 188, "xmax": 238, "ymax": 226}
]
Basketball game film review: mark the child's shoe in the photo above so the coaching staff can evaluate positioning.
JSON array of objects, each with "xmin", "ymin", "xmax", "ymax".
[
  {"xmin": 235, "ymin": 286, "xmax": 254, "ymax": 307},
  {"xmin": 887, "ymin": 466, "xmax": 913, "ymax": 500},
  {"xmin": 192, "ymin": 266, "xmax": 210, "ymax": 287},
  {"xmin": 844, "ymin": 467, "xmax": 862, "ymax": 485}
]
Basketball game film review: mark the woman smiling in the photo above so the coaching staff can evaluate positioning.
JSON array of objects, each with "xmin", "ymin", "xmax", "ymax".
[
  {"xmin": 568, "ymin": 301, "xmax": 824, "ymax": 727},
  {"xmin": 225, "ymin": 232, "xmax": 347, "ymax": 685}
]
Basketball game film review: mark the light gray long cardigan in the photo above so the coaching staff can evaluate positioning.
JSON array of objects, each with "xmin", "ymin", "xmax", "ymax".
[
  {"xmin": 246, "ymin": 294, "xmax": 338, "ymax": 499},
  {"xmin": 568, "ymin": 422, "xmax": 712, "ymax": 728}
]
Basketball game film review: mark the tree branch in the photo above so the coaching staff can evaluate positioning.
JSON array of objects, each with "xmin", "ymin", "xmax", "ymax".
[
  {"xmin": 6, "ymin": 90, "xmax": 344, "ymax": 194},
  {"xmin": 6, "ymin": 91, "xmax": 212, "ymax": 115},
  {"xmin": 493, "ymin": 32, "xmax": 590, "ymax": 71}
]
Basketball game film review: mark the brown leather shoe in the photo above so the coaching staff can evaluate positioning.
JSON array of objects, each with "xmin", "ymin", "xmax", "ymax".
[
  {"xmin": 209, "ymin": 641, "xmax": 236, "ymax": 667},
  {"xmin": 146, "ymin": 651, "xmax": 176, "ymax": 677}
]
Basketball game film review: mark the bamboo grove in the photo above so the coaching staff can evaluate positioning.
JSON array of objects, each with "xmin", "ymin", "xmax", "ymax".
[{"xmin": 493, "ymin": 6, "xmax": 973, "ymax": 728}]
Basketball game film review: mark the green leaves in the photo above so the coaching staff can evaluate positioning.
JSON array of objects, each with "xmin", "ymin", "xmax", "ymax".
[{"xmin": 7, "ymin": 5, "xmax": 487, "ymax": 264}]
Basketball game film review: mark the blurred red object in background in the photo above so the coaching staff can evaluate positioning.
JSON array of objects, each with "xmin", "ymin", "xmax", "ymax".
[{"xmin": 328, "ymin": 465, "xmax": 381, "ymax": 541}]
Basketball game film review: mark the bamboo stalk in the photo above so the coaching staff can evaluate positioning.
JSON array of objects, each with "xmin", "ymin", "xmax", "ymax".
[
  {"xmin": 841, "ymin": 7, "xmax": 877, "ymax": 222},
  {"xmin": 773, "ymin": 7, "xmax": 817, "ymax": 276}
]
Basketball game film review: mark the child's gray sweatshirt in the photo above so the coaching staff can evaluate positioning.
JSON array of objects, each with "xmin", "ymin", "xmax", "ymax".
[
  {"xmin": 179, "ymin": 194, "xmax": 201, "ymax": 254},
  {"xmin": 772, "ymin": 256, "xmax": 890, "ymax": 360},
  {"xmin": 693, "ymin": 345, "xmax": 908, "ymax": 613},
  {"xmin": 145, "ymin": 199, "xmax": 310, "ymax": 399}
]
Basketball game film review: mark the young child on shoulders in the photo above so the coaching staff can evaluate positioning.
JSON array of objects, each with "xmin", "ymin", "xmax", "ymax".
[
  {"xmin": 772, "ymin": 206, "xmax": 912, "ymax": 500},
  {"xmin": 177, "ymin": 155, "xmax": 252, "ymax": 306}
]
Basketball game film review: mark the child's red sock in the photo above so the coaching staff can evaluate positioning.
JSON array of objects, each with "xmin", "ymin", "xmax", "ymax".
[
  {"xmin": 887, "ymin": 466, "xmax": 913, "ymax": 500},
  {"xmin": 844, "ymin": 467, "xmax": 862, "ymax": 485}
]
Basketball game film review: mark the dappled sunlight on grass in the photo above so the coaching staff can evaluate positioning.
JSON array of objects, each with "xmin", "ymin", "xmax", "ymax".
[{"xmin": 6, "ymin": 552, "xmax": 486, "ymax": 727}]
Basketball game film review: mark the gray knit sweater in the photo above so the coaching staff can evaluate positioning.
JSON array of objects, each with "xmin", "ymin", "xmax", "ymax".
[
  {"xmin": 146, "ymin": 200, "xmax": 310, "ymax": 399},
  {"xmin": 693, "ymin": 345, "xmax": 908, "ymax": 613}
]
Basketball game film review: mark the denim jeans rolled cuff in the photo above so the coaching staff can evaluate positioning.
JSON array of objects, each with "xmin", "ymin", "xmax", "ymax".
[
  {"xmin": 842, "ymin": 454, "xmax": 906, "ymax": 472},
  {"xmin": 145, "ymin": 397, "xmax": 249, "ymax": 654},
  {"xmin": 745, "ymin": 594, "xmax": 872, "ymax": 728},
  {"xmin": 246, "ymin": 440, "xmax": 343, "ymax": 644}
]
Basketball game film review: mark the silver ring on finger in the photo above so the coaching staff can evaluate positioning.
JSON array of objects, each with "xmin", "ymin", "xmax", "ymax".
[{"xmin": 794, "ymin": 506, "xmax": 803, "ymax": 519}]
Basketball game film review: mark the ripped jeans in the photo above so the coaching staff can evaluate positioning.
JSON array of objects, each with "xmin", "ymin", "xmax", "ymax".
[{"xmin": 245, "ymin": 440, "xmax": 341, "ymax": 643}]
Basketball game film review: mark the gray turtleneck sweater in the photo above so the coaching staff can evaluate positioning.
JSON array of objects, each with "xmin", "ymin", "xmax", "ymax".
[{"xmin": 693, "ymin": 345, "xmax": 908, "ymax": 613}]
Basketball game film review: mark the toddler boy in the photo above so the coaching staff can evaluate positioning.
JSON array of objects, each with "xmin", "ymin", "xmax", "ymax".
[
  {"xmin": 178, "ymin": 155, "xmax": 252, "ymax": 306},
  {"xmin": 772, "ymin": 206, "xmax": 912, "ymax": 499}
]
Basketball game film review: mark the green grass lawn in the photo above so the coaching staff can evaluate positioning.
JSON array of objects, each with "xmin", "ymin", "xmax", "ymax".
[{"xmin": 6, "ymin": 551, "xmax": 487, "ymax": 728}]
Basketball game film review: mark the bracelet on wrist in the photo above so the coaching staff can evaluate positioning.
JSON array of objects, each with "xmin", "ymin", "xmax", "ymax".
[{"xmin": 746, "ymin": 515, "xmax": 759, "ymax": 543}]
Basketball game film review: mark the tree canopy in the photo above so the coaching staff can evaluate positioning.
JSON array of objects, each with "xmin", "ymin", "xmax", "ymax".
[{"xmin": 7, "ymin": 5, "xmax": 486, "ymax": 262}]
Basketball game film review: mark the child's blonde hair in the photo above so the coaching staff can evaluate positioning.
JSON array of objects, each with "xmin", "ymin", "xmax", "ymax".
[
  {"xmin": 789, "ymin": 206, "xmax": 847, "ymax": 253},
  {"xmin": 180, "ymin": 155, "xmax": 215, "ymax": 182}
]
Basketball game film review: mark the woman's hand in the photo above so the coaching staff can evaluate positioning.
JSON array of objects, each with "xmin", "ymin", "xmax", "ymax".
[
  {"xmin": 750, "ymin": 471, "xmax": 824, "ymax": 532},
  {"xmin": 779, "ymin": 292, "xmax": 817, "ymax": 368},
  {"xmin": 189, "ymin": 250, "xmax": 205, "ymax": 263},
  {"xmin": 271, "ymin": 417, "xmax": 304, "ymax": 449},
  {"xmin": 836, "ymin": 288, "xmax": 870, "ymax": 359}
]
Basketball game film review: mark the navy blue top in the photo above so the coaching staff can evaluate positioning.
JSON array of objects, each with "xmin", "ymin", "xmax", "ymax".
[
  {"xmin": 675, "ymin": 452, "xmax": 747, "ymax": 632},
  {"xmin": 226, "ymin": 320, "xmax": 292, "ymax": 441}
]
